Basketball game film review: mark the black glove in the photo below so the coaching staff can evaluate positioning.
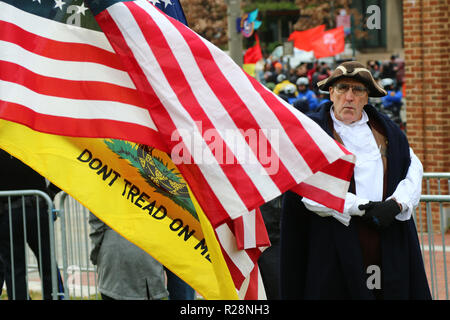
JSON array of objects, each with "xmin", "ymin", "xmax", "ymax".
[{"xmin": 358, "ymin": 199, "xmax": 401, "ymax": 230}]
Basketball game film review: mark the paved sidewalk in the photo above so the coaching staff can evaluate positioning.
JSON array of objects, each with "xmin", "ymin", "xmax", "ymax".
[{"xmin": 20, "ymin": 232, "xmax": 450, "ymax": 300}]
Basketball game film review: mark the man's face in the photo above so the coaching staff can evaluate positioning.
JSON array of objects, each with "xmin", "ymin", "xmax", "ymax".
[
  {"xmin": 329, "ymin": 78, "xmax": 368, "ymax": 124},
  {"xmin": 297, "ymin": 84, "xmax": 306, "ymax": 92},
  {"xmin": 297, "ymin": 65, "xmax": 307, "ymax": 75}
]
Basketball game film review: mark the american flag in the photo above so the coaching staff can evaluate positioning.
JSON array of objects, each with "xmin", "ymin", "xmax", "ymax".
[
  {"xmin": 0, "ymin": 0, "xmax": 165, "ymax": 150},
  {"xmin": 0, "ymin": 0, "xmax": 355, "ymax": 299}
]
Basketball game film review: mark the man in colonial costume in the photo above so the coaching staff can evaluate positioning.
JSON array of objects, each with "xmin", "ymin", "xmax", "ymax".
[{"xmin": 280, "ymin": 61, "xmax": 431, "ymax": 300}]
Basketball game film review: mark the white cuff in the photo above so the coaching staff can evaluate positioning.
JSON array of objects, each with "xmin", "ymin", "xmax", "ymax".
[
  {"xmin": 302, "ymin": 193, "xmax": 370, "ymax": 226},
  {"xmin": 345, "ymin": 193, "xmax": 370, "ymax": 216}
]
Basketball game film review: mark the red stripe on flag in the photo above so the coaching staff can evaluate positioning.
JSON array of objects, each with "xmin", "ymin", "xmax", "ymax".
[
  {"xmin": 0, "ymin": 101, "xmax": 165, "ymax": 151},
  {"xmin": 291, "ymin": 182, "xmax": 346, "ymax": 212},
  {"xmin": 254, "ymin": 208, "xmax": 270, "ymax": 247},
  {"xmin": 0, "ymin": 20, "xmax": 125, "ymax": 70},
  {"xmin": 177, "ymin": 162, "xmax": 231, "ymax": 227},
  {"xmin": 221, "ymin": 246, "xmax": 246, "ymax": 288},
  {"xmin": 0, "ymin": 60, "xmax": 146, "ymax": 108},
  {"xmin": 232, "ymin": 216, "xmax": 245, "ymax": 250},
  {"xmin": 245, "ymin": 247, "xmax": 264, "ymax": 265},
  {"xmin": 319, "ymin": 158, "xmax": 355, "ymax": 182},
  {"xmin": 244, "ymin": 265, "xmax": 260, "ymax": 300},
  {"xmin": 232, "ymin": 208, "xmax": 270, "ymax": 251}
]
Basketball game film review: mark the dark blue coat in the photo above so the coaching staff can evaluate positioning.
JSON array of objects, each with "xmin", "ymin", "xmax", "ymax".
[{"xmin": 280, "ymin": 102, "xmax": 431, "ymax": 300}]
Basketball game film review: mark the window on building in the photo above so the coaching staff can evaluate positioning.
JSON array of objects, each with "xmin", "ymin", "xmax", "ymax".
[{"xmin": 352, "ymin": 0, "xmax": 387, "ymax": 49}]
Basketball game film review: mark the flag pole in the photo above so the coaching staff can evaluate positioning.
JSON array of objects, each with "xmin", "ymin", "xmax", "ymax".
[{"xmin": 225, "ymin": 0, "xmax": 243, "ymax": 67}]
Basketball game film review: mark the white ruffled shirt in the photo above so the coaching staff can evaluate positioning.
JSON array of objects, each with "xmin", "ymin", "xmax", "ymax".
[{"xmin": 302, "ymin": 108, "xmax": 423, "ymax": 226}]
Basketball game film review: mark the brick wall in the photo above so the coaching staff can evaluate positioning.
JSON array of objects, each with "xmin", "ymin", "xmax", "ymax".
[
  {"xmin": 403, "ymin": 0, "xmax": 450, "ymax": 172},
  {"xmin": 403, "ymin": 0, "xmax": 450, "ymax": 231}
]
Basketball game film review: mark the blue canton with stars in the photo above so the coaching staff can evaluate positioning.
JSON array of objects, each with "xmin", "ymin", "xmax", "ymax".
[
  {"xmin": 5, "ymin": 0, "xmax": 187, "ymax": 30},
  {"xmin": 4, "ymin": 0, "xmax": 100, "ymax": 31}
]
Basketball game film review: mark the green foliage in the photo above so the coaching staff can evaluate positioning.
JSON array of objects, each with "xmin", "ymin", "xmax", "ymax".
[
  {"xmin": 104, "ymin": 139, "xmax": 140, "ymax": 168},
  {"xmin": 266, "ymin": 41, "xmax": 282, "ymax": 53}
]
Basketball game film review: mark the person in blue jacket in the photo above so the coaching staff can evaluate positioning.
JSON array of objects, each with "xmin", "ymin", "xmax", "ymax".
[
  {"xmin": 293, "ymin": 77, "xmax": 319, "ymax": 111},
  {"xmin": 316, "ymin": 89, "xmax": 331, "ymax": 108},
  {"xmin": 278, "ymin": 83, "xmax": 298, "ymax": 105},
  {"xmin": 380, "ymin": 78, "xmax": 402, "ymax": 121}
]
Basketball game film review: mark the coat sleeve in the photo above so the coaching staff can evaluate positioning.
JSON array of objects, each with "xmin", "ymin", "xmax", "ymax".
[
  {"xmin": 88, "ymin": 213, "xmax": 109, "ymax": 265},
  {"xmin": 387, "ymin": 147, "xmax": 423, "ymax": 221},
  {"xmin": 279, "ymin": 191, "xmax": 310, "ymax": 299}
]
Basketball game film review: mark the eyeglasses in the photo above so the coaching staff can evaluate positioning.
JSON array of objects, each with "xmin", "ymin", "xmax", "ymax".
[{"xmin": 333, "ymin": 83, "xmax": 368, "ymax": 96}]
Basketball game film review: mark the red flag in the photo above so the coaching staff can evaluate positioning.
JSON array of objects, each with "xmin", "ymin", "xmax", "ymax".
[
  {"xmin": 287, "ymin": 25, "xmax": 325, "ymax": 51},
  {"xmin": 311, "ymin": 26, "xmax": 345, "ymax": 59},
  {"xmin": 244, "ymin": 33, "xmax": 262, "ymax": 64}
]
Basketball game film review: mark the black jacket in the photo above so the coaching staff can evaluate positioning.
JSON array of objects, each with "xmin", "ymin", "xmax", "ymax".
[{"xmin": 0, "ymin": 149, "xmax": 60, "ymax": 201}]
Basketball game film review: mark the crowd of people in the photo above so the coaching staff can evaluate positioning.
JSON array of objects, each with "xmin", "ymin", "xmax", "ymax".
[{"xmin": 256, "ymin": 54, "xmax": 406, "ymax": 129}]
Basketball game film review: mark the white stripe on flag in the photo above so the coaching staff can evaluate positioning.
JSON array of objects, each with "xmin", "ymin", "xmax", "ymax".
[
  {"xmin": 238, "ymin": 272, "xmax": 251, "ymax": 300},
  {"xmin": 215, "ymin": 223, "xmax": 255, "ymax": 278},
  {"xmin": 242, "ymin": 210, "xmax": 256, "ymax": 250},
  {"xmin": 303, "ymin": 161, "xmax": 354, "ymax": 198},
  {"xmin": 0, "ymin": 40, "xmax": 135, "ymax": 89},
  {"xmin": 0, "ymin": 80, "xmax": 156, "ymax": 129},
  {"xmin": 237, "ymin": 265, "xmax": 267, "ymax": 300}
]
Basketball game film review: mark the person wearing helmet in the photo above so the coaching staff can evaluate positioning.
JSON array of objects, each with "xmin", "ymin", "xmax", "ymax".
[
  {"xmin": 273, "ymin": 73, "xmax": 297, "ymax": 96},
  {"xmin": 316, "ymin": 89, "xmax": 331, "ymax": 108},
  {"xmin": 278, "ymin": 83, "xmax": 298, "ymax": 104},
  {"xmin": 292, "ymin": 77, "xmax": 319, "ymax": 111},
  {"xmin": 380, "ymin": 78, "xmax": 403, "ymax": 123}
]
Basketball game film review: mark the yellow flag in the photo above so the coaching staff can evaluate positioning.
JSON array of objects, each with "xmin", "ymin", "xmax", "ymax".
[
  {"xmin": 243, "ymin": 63, "xmax": 257, "ymax": 77},
  {"xmin": 0, "ymin": 119, "xmax": 237, "ymax": 300}
]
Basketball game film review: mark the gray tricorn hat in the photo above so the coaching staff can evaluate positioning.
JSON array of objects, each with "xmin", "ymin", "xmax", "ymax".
[{"xmin": 317, "ymin": 61, "xmax": 387, "ymax": 97}]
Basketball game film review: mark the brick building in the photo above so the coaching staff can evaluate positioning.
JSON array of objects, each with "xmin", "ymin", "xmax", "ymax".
[
  {"xmin": 402, "ymin": 0, "xmax": 450, "ymax": 173},
  {"xmin": 402, "ymin": 0, "xmax": 450, "ymax": 231}
]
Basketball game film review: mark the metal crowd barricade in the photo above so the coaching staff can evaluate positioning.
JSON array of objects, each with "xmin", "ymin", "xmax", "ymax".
[
  {"xmin": 0, "ymin": 190, "xmax": 99, "ymax": 300},
  {"xmin": 1, "ymin": 173, "xmax": 449, "ymax": 300},
  {"xmin": 414, "ymin": 173, "xmax": 450, "ymax": 300},
  {"xmin": 55, "ymin": 192, "xmax": 99, "ymax": 300},
  {"xmin": 0, "ymin": 190, "xmax": 60, "ymax": 300}
]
